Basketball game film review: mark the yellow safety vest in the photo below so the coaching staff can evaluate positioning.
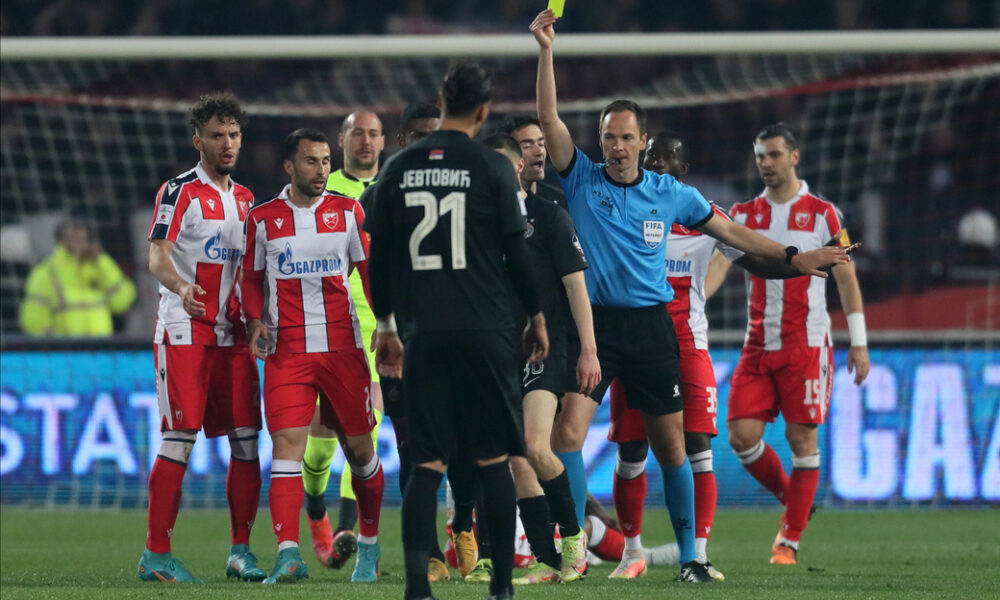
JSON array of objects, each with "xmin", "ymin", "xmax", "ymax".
[
  {"xmin": 19, "ymin": 245, "xmax": 137, "ymax": 337},
  {"xmin": 326, "ymin": 169, "xmax": 379, "ymax": 380}
]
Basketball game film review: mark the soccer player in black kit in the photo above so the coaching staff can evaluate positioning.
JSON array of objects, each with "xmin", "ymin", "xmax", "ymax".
[
  {"xmin": 365, "ymin": 62, "xmax": 549, "ymax": 600},
  {"xmin": 483, "ymin": 133, "xmax": 596, "ymax": 584}
]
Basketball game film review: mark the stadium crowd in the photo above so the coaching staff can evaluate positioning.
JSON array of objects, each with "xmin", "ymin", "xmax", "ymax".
[{"xmin": 2, "ymin": 0, "xmax": 994, "ymax": 36}]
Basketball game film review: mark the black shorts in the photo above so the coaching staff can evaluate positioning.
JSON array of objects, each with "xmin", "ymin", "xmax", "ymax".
[
  {"xmin": 588, "ymin": 304, "xmax": 683, "ymax": 415},
  {"xmin": 521, "ymin": 331, "xmax": 580, "ymax": 398},
  {"xmin": 403, "ymin": 329, "xmax": 525, "ymax": 464},
  {"xmin": 381, "ymin": 376, "xmax": 405, "ymax": 418}
]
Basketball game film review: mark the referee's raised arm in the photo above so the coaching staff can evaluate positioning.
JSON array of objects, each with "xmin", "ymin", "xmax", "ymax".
[{"xmin": 531, "ymin": 9, "xmax": 574, "ymax": 173}]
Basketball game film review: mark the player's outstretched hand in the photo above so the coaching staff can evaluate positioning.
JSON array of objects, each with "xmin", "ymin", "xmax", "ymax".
[
  {"xmin": 530, "ymin": 9, "xmax": 557, "ymax": 49},
  {"xmin": 179, "ymin": 281, "xmax": 207, "ymax": 317},
  {"xmin": 524, "ymin": 312, "xmax": 550, "ymax": 364},
  {"xmin": 576, "ymin": 348, "xmax": 601, "ymax": 396},
  {"xmin": 375, "ymin": 330, "xmax": 404, "ymax": 378},
  {"xmin": 792, "ymin": 243, "xmax": 859, "ymax": 277},
  {"xmin": 847, "ymin": 345, "xmax": 870, "ymax": 385},
  {"xmin": 247, "ymin": 319, "xmax": 269, "ymax": 360}
]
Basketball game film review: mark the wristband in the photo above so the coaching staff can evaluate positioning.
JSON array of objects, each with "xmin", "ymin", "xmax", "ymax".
[
  {"xmin": 846, "ymin": 312, "xmax": 867, "ymax": 347},
  {"xmin": 376, "ymin": 316, "xmax": 397, "ymax": 333}
]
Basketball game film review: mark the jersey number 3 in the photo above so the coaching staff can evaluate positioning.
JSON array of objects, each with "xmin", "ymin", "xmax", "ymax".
[{"xmin": 405, "ymin": 191, "xmax": 467, "ymax": 271}]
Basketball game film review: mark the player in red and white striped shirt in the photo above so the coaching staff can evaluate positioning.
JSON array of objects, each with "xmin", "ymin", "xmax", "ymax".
[
  {"xmin": 241, "ymin": 128, "xmax": 383, "ymax": 584},
  {"xmin": 606, "ymin": 133, "xmax": 850, "ymax": 579},
  {"xmin": 726, "ymin": 124, "xmax": 870, "ymax": 565},
  {"xmin": 140, "ymin": 92, "xmax": 265, "ymax": 583}
]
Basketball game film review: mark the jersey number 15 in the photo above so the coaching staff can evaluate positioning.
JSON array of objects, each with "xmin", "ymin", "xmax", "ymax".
[{"xmin": 405, "ymin": 191, "xmax": 467, "ymax": 271}]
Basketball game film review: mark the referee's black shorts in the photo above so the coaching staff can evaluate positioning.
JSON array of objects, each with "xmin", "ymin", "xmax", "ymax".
[
  {"xmin": 588, "ymin": 304, "xmax": 683, "ymax": 415},
  {"xmin": 403, "ymin": 329, "xmax": 525, "ymax": 465}
]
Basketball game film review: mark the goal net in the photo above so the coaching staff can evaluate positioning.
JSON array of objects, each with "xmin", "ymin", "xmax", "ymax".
[{"xmin": 1, "ymin": 36, "xmax": 998, "ymax": 508}]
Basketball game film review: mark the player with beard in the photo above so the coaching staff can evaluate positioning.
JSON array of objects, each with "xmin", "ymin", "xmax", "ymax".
[
  {"xmin": 725, "ymin": 124, "xmax": 869, "ymax": 565},
  {"xmin": 140, "ymin": 92, "xmax": 265, "ymax": 583},
  {"xmin": 242, "ymin": 129, "xmax": 384, "ymax": 583},
  {"xmin": 303, "ymin": 110, "xmax": 386, "ymax": 570}
]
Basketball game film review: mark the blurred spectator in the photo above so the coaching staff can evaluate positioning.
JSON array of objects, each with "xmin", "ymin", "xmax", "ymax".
[
  {"xmin": 957, "ymin": 207, "xmax": 999, "ymax": 249},
  {"xmin": 953, "ymin": 207, "xmax": 999, "ymax": 269},
  {"xmin": 19, "ymin": 217, "xmax": 136, "ymax": 337}
]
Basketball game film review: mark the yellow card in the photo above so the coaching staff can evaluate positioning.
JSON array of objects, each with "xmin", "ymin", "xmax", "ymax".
[{"xmin": 548, "ymin": 0, "xmax": 565, "ymax": 17}]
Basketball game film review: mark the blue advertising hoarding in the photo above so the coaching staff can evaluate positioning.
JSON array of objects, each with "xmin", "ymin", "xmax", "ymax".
[{"xmin": 1, "ymin": 347, "xmax": 998, "ymax": 507}]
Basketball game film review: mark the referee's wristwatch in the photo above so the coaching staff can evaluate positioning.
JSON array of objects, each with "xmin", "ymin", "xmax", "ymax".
[{"xmin": 784, "ymin": 245, "xmax": 799, "ymax": 264}]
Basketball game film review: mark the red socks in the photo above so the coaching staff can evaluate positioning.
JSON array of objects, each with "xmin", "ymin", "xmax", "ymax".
[
  {"xmin": 783, "ymin": 454, "xmax": 821, "ymax": 543},
  {"xmin": 588, "ymin": 517, "xmax": 626, "ymax": 561},
  {"xmin": 269, "ymin": 460, "xmax": 303, "ymax": 545},
  {"xmin": 351, "ymin": 459, "xmax": 384, "ymax": 540},
  {"xmin": 739, "ymin": 442, "xmax": 789, "ymax": 504},
  {"xmin": 226, "ymin": 458, "xmax": 261, "ymax": 545},
  {"xmin": 613, "ymin": 470, "xmax": 646, "ymax": 538},
  {"xmin": 146, "ymin": 457, "xmax": 186, "ymax": 553},
  {"xmin": 693, "ymin": 471, "xmax": 717, "ymax": 541}
]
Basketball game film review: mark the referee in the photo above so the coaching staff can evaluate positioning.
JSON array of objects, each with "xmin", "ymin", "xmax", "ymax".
[
  {"xmin": 365, "ymin": 62, "xmax": 548, "ymax": 600},
  {"xmin": 531, "ymin": 9, "xmax": 841, "ymax": 583}
]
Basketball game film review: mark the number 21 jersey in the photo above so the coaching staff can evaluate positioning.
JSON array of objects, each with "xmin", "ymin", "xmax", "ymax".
[{"xmin": 364, "ymin": 130, "xmax": 526, "ymax": 335}]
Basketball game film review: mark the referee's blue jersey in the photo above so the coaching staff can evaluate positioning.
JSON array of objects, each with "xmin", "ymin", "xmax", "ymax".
[{"xmin": 559, "ymin": 147, "xmax": 713, "ymax": 308}]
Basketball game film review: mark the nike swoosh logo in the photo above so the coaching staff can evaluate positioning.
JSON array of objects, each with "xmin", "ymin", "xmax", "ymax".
[{"xmin": 523, "ymin": 376, "xmax": 541, "ymax": 386}]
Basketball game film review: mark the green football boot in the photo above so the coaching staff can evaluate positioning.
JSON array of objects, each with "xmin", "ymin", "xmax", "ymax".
[
  {"xmin": 137, "ymin": 549, "xmax": 204, "ymax": 583},
  {"xmin": 262, "ymin": 547, "xmax": 309, "ymax": 584},
  {"xmin": 464, "ymin": 558, "xmax": 494, "ymax": 582},
  {"xmin": 226, "ymin": 544, "xmax": 267, "ymax": 582},
  {"xmin": 350, "ymin": 540, "xmax": 380, "ymax": 582}
]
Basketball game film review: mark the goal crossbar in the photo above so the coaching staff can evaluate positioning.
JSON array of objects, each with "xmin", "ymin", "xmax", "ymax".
[{"xmin": 3, "ymin": 30, "xmax": 1000, "ymax": 61}]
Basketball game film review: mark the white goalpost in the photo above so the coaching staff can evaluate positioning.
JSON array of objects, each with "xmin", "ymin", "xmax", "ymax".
[{"xmin": 3, "ymin": 30, "xmax": 1000, "ymax": 59}]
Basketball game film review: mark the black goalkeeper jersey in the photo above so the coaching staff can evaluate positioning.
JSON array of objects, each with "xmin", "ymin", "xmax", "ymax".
[
  {"xmin": 522, "ymin": 191, "xmax": 588, "ymax": 340},
  {"xmin": 364, "ymin": 129, "xmax": 526, "ymax": 335}
]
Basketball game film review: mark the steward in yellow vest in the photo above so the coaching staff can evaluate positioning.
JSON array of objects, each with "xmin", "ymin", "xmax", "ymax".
[{"xmin": 20, "ymin": 221, "xmax": 136, "ymax": 336}]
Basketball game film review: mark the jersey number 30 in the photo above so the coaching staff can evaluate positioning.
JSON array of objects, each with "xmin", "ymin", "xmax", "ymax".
[{"xmin": 405, "ymin": 191, "xmax": 467, "ymax": 271}]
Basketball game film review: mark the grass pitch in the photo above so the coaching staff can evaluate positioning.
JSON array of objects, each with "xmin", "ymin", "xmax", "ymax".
[{"xmin": 1, "ymin": 506, "xmax": 998, "ymax": 599}]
